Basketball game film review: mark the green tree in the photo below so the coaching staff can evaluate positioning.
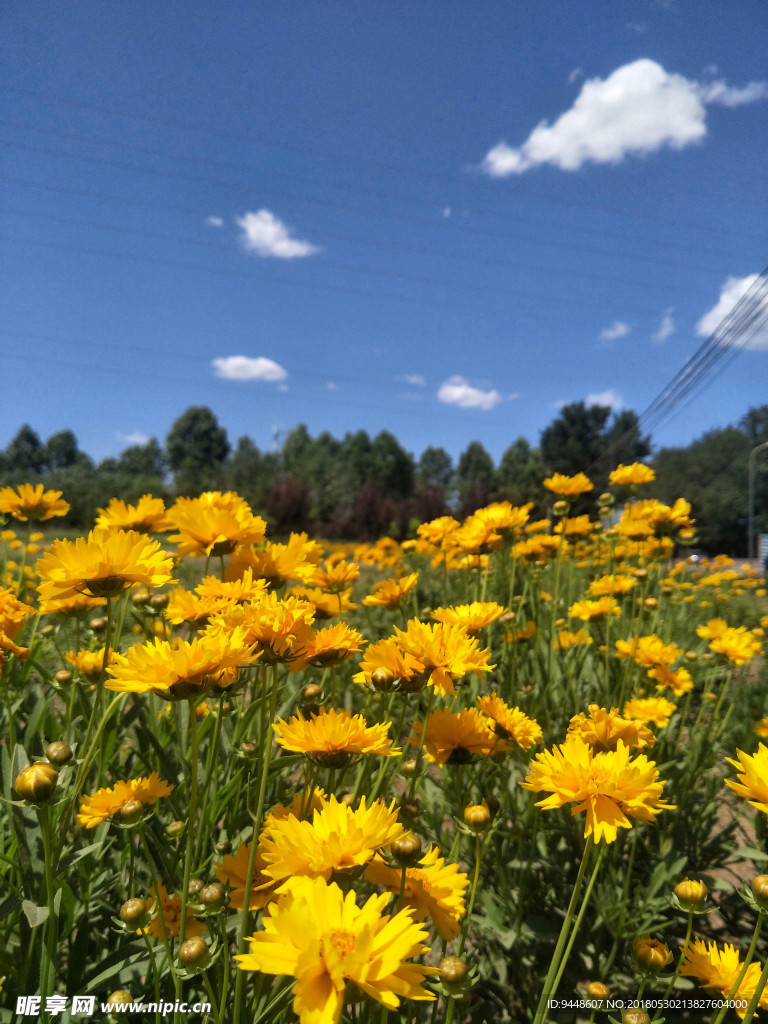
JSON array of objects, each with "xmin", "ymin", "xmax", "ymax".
[
  {"xmin": 456, "ymin": 440, "xmax": 495, "ymax": 513},
  {"xmin": 3, "ymin": 424, "xmax": 47, "ymax": 477},
  {"xmin": 495, "ymin": 438, "xmax": 546, "ymax": 508},
  {"xmin": 369, "ymin": 431, "xmax": 414, "ymax": 498},
  {"xmin": 165, "ymin": 407, "xmax": 230, "ymax": 494},
  {"xmin": 225, "ymin": 437, "xmax": 277, "ymax": 511},
  {"xmin": 417, "ymin": 446, "xmax": 453, "ymax": 488},
  {"xmin": 45, "ymin": 430, "xmax": 81, "ymax": 470}
]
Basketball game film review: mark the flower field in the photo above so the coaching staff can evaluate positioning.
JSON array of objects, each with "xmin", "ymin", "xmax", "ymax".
[{"xmin": 1, "ymin": 468, "xmax": 767, "ymax": 1024}]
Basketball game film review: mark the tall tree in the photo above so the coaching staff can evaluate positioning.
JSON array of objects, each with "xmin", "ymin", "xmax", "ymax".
[
  {"xmin": 417, "ymin": 446, "xmax": 453, "ymax": 488},
  {"xmin": 495, "ymin": 438, "xmax": 546, "ymax": 509},
  {"xmin": 3, "ymin": 424, "xmax": 47, "ymax": 477},
  {"xmin": 116, "ymin": 438, "xmax": 166, "ymax": 479},
  {"xmin": 45, "ymin": 430, "xmax": 81, "ymax": 470},
  {"xmin": 165, "ymin": 406, "xmax": 229, "ymax": 494},
  {"xmin": 369, "ymin": 431, "xmax": 414, "ymax": 498},
  {"xmin": 457, "ymin": 440, "xmax": 494, "ymax": 514}
]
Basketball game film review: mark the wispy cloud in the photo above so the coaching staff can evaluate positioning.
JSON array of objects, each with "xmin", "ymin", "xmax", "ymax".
[
  {"xmin": 481, "ymin": 59, "xmax": 767, "ymax": 176},
  {"xmin": 236, "ymin": 210, "xmax": 319, "ymax": 259},
  {"xmin": 205, "ymin": 216, "xmax": 224, "ymax": 228},
  {"xmin": 437, "ymin": 375, "xmax": 501, "ymax": 410},
  {"xmin": 586, "ymin": 389, "xmax": 623, "ymax": 411},
  {"xmin": 405, "ymin": 374, "xmax": 427, "ymax": 387},
  {"xmin": 117, "ymin": 431, "xmax": 149, "ymax": 446},
  {"xmin": 696, "ymin": 274, "xmax": 768, "ymax": 350},
  {"xmin": 651, "ymin": 308, "xmax": 676, "ymax": 344},
  {"xmin": 599, "ymin": 321, "xmax": 630, "ymax": 342},
  {"xmin": 326, "ymin": 381, "xmax": 338, "ymax": 391},
  {"xmin": 212, "ymin": 355, "xmax": 288, "ymax": 381}
]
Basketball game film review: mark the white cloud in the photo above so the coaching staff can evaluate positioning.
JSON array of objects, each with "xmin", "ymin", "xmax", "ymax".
[
  {"xmin": 236, "ymin": 209, "xmax": 319, "ymax": 259},
  {"xmin": 212, "ymin": 355, "xmax": 288, "ymax": 382},
  {"xmin": 481, "ymin": 59, "xmax": 767, "ymax": 176},
  {"xmin": 698, "ymin": 80, "xmax": 768, "ymax": 107},
  {"xmin": 326, "ymin": 381, "xmax": 338, "ymax": 391},
  {"xmin": 205, "ymin": 216, "xmax": 224, "ymax": 228},
  {"xmin": 568, "ymin": 67, "xmax": 583, "ymax": 84},
  {"xmin": 437, "ymin": 375, "xmax": 501, "ymax": 410},
  {"xmin": 696, "ymin": 274, "xmax": 768, "ymax": 349},
  {"xmin": 586, "ymin": 389, "xmax": 624, "ymax": 411},
  {"xmin": 442, "ymin": 207, "xmax": 452, "ymax": 219},
  {"xmin": 405, "ymin": 374, "xmax": 427, "ymax": 387},
  {"xmin": 599, "ymin": 321, "xmax": 631, "ymax": 341},
  {"xmin": 118, "ymin": 431, "xmax": 149, "ymax": 446},
  {"xmin": 651, "ymin": 308, "xmax": 676, "ymax": 344},
  {"xmin": 626, "ymin": 21, "xmax": 648, "ymax": 33}
]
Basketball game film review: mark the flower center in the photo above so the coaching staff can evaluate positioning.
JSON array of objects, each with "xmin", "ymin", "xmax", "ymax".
[{"xmin": 328, "ymin": 928, "xmax": 357, "ymax": 960}]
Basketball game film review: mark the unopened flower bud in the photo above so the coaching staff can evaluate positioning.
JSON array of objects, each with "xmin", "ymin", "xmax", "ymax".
[
  {"xmin": 187, "ymin": 878, "xmax": 204, "ymax": 897},
  {"xmin": 178, "ymin": 936, "xmax": 209, "ymax": 967},
  {"xmin": 106, "ymin": 991, "xmax": 132, "ymax": 1008},
  {"xmin": 399, "ymin": 798, "xmax": 419, "ymax": 821},
  {"xmin": 439, "ymin": 955, "xmax": 469, "ymax": 992},
  {"xmin": 674, "ymin": 878, "xmax": 708, "ymax": 911},
  {"xmin": 371, "ymin": 667, "xmax": 398, "ymax": 692},
  {"xmin": 685, "ymin": 650, "xmax": 698, "ymax": 662},
  {"xmin": 623, "ymin": 1012, "xmax": 651, "ymax": 1024},
  {"xmin": 553, "ymin": 500, "xmax": 568, "ymax": 517},
  {"xmin": 39, "ymin": 624, "xmax": 55, "ymax": 637},
  {"xmin": 120, "ymin": 898, "xmax": 151, "ymax": 929},
  {"xmin": 215, "ymin": 839, "xmax": 231, "ymax": 855},
  {"xmin": 15, "ymin": 762, "xmax": 59, "ymax": 803},
  {"xmin": 391, "ymin": 832, "xmax": 422, "ymax": 866},
  {"xmin": 55, "ymin": 669, "xmax": 74, "ymax": 686},
  {"xmin": 633, "ymin": 568, "xmax": 648, "ymax": 580},
  {"xmin": 586, "ymin": 981, "xmax": 609, "ymax": 999},
  {"xmin": 632, "ymin": 935, "xmax": 672, "ymax": 974},
  {"xmin": 644, "ymin": 597, "xmax": 658, "ymax": 610},
  {"xmin": 89, "ymin": 616, "xmax": 108, "ymax": 632},
  {"xmin": 298, "ymin": 702, "xmax": 322, "ymax": 719},
  {"xmin": 131, "ymin": 588, "xmax": 151, "ymax": 607},
  {"xmin": 301, "ymin": 683, "xmax": 322, "ymax": 702},
  {"xmin": 166, "ymin": 820, "xmax": 185, "ymax": 838},
  {"xmin": 751, "ymin": 875, "xmax": 768, "ymax": 906},
  {"xmin": 119, "ymin": 799, "xmax": 144, "ymax": 824},
  {"xmin": 200, "ymin": 882, "xmax": 228, "ymax": 910},
  {"xmin": 241, "ymin": 741, "xmax": 259, "ymax": 759},
  {"xmin": 555, "ymin": 617, "xmax": 566, "ymax": 627},
  {"xmin": 149, "ymin": 593, "xmax": 169, "ymax": 610},
  {"xmin": 463, "ymin": 802, "xmax": 491, "ymax": 833},
  {"xmin": 46, "ymin": 741, "xmax": 73, "ymax": 766},
  {"xmin": 400, "ymin": 758, "xmax": 418, "ymax": 777}
]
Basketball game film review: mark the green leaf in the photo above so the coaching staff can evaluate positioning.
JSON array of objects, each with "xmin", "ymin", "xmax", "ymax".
[{"xmin": 22, "ymin": 899, "xmax": 49, "ymax": 928}]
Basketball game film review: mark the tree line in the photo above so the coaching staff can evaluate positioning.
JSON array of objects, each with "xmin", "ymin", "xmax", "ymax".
[{"xmin": 1, "ymin": 403, "xmax": 767, "ymax": 554}]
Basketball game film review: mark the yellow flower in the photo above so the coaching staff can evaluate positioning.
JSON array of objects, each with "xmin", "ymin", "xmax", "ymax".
[
  {"xmin": 38, "ymin": 592, "xmax": 106, "ymax": 617},
  {"xmin": 235, "ymin": 875, "xmax": 436, "ymax": 1023},
  {"xmin": 166, "ymin": 491, "xmax": 266, "ymax": 557},
  {"xmin": 521, "ymin": 734, "xmax": 674, "ymax": 844},
  {"xmin": 272, "ymin": 708, "xmax": 400, "ymax": 765},
  {"xmin": 366, "ymin": 846, "xmax": 469, "ymax": 939},
  {"xmin": 568, "ymin": 597, "xmax": 621, "ymax": 621},
  {"xmin": 568, "ymin": 705, "xmax": 655, "ymax": 752},
  {"xmin": 416, "ymin": 516, "xmax": 460, "ymax": 547},
  {"xmin": 393, "ymin": 620, "xmax": 494, "ymax": 697},
  {"xmin": 615, "ymin": 635, "xmax": 682, "ymax": 670},
  {"xmin": 754, "ymin": 719, "xmax": 768, "ymax": 738},
  {"xmin": 0, "ymin": 587, "xmax": 35, "ymax": 639},
  {"xmin": 212, "ymin": 592, "xmax": 315, "ymax": 664},
  {"xmin": 0, "ymin": 483, "xmax": 69, "ymax": 522},
  {"xmin": 293, "ymin": 622, "xmax": 366, "ymax": 668},
  {"xmin": 65, "ymin": 647, "xmax": 118, "ymax": 679},
  {"xmin": 553, "ymin": 628, "xmax": 594, "ymax": 650},
  {"xmin": 258, "ymin": 795, "xmax": 404, "ymax": 886},
  {"xmin": 353, "ymin": 636, "xmax": 423, "ymax": 691},
  {"xmin": 228, "ymin": 533, "xmax": 321, "ymax": 588},
  {"xmin": 588, "ymin": 574, "xmax": 637, "ymax": 597},
  {"xmin": 77, "ymin": 772, "xmax": 173, "ymax": 828},
  {"xmin": 363, "ymin": 572, "xmax": 419, "ymax": 608},
  {"xmin": 213, "ymin": 841, "xmax": 276, "ymax": 910},
  {"xmin": 623, "ymin": 697, "xmax": 676, "ymax": 729},
  {"xmin": 609, "ymin": 463, "xmax": 656, "ymax": 487},
  {"xmin": 725, "ymin": 744, "xmax": 768, "ymax": 814},
  {"xmin": 708, "ymin": 626, "xmax": 763, "ymax": 665},
  {"xmin": 648, "ymin": 664, "xmax": 694, "ymax": 696},
  {"xmin": 95, "ymin": 494, "xmax": 169, "ymax": 533},
  {"xmin": 543, "ymin": 473, "xmax": 594, "ymax": 497},
  {"xmin": 310, "ymin": 558, "xmax": 360, "ymax": 593},
  {"xmin": 476, "ymin": 693, "xmax": 543, "ymax": 749},
  {"xmin": 143, "ymin": 881, "xmax": 206, "ymax": 941},
  {"xmin": 505, "ymin": 620, "xmax": 537, "ymax": 644},
  {"xmin": 105, "ymin": 628, "xmax": 258, "ymax": 699},
  {"xmin": 36, "ymin": 529, "xmax": 175, "ymax": 601},
  {"xmin": 431, "ymin": 601, "xmax": 505, "ymax": 633},
  {"xmin": 410, "ymin": 708, "xmax": 500, "ymax": 765},
  {"xmin": 554, "ymin": 515, "xmax": 597, "ymax": 537},
  {"xmin": 470, "ymin": 501, "xmax": 532, "ymax": 540},
  {"xmin": 290, "ymin": 585, "xmax": 357, "ymax": 619},
  {"xmin": 680, "ymin": 939, "xmax": 768, "ymax": 1017}
]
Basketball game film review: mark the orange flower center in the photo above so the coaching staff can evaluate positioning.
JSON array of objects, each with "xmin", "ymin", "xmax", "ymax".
[{"xmin": 328, "ymin": 928, "xmax": 357, "ymax": 959}]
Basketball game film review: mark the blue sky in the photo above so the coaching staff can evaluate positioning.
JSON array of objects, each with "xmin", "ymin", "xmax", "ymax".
[{"xmin": 2, "ymin": 0, "xmax": 767, "ymax": 468}]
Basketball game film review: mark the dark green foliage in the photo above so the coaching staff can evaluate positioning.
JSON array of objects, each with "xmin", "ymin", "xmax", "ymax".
[{"xmin": 165, "ymin": 406, "xmax": 230, "ymax": 495}]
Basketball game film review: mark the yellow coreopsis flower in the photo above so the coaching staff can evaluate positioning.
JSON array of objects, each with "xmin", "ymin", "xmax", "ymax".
[
  {"xmin": 588, "ymin": 574, "xmax": 637, "ymax": 597},
  {"xmin": 212, "ymin": 591, "xmax": 315, "ymax": 663},
  {"xmin": 213, "ymin": 841, "xmax": 276, "ymax": 910},
  {"xmin": 77, "ymin": 772, "xmax": 173, "ymax": 827},
  {"xmin": 95, "ymin": 494, "xmax": 169, "ymax": 533},
  {"xmin": 235, "ymin": 875, "xmax": 437, "ymax": 1024},
  {"xmin": 0, "ymin": 587, "xmax": 35, "ymax": 640},
  {"xmin": 648, "ymin": 664, "xmax": 694, "ymax": 696},
  {"xmin": 680, "ymin": 939, "xmax": 768, "ymax": 1017},
  {"xmin": 431, "ymin": 601, "xmax": 505, "ymax": 633},
  {"xmin": 143, "ymin": 881, "xmax": 206, "ymax": 941},
  {"xmin": 258, "ymin": 795, "xmax": 404, "ymax": 886},
  {"xmin": 310, "ymin": 558, "xmax": 360, "ymax": 593},
  {"xmin": 543, "ymin": 472, "xmax": 594, "ymax": 497},
  {"xmin": 521, "ymin": 734, "xmax": 674, "ymax": 843},
  {"xmin": 0, "ymin": 483, "xmax": 69, "ymax": 522},
  {"xmin": 725, "ymin": 744, "xmax": 768, "ymax": 814},
  {"xmin": 393, "ymin": 620, "xmax": 494, "ymax": 697},
  {"xmin": 568, "ymin": 597, "xmax": 622, "ymax": 621},
  {"xmin": 366, "ymin": 845, "xmax": 469, "ymax": 939},
  {"xmin": 609, "ymin": 463, "xmax": 656, "ymax": 487},
  {"xmin": 568, "ymin": 705, "xmax": 655, "ymax": 752},
  {"xmin": 105, "ymin": 627, "xmax": 258, "ymax": 699},
  {"xmin": 166, "ymin": 491, "xmax": 266, "ymax": 557},
  {"xmin": 476, "ymin": 693, "xmax": 543, "ymax": 749},
  {"xmin": 708, "ymin": 626, "xmax": 763, "ymax": 665},
  {"xmin": 272, "ymin": 708, "xmax": 400, "ymax": 765},
  {"xmin": 410, "ymin": 707, "xmax": 500, "ymax": 765},
  {"xmin": 615, "ymin": 635, "xmax": 683, "ymax": 670},
  {"xmin": 65, "ymin": 647, "xmax": 119, "ymax": 679},
  {"xmin": 353, "ymin": 636, "xmax": 423, "ymax": 691},
  {"xmin": 362, "ymin": 572, "xmax": 419, "ymax": 608},
  {"xmin": 293, "ymin": 622, "xmax": 366, "ymax": 668},
  {"xmin": 36, "ymin": 529, "xmax": 175, "ymax": 601},
  {"xmin": 228, "ymin": 533, "xmax": 321, "ymax": 588},
  {"xmin": 622, "ymin": 696, "xmax": 676, "ymax": 729}
]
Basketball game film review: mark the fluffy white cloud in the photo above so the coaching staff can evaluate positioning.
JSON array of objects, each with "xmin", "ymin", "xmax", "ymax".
[
  {"xmin": 118, "ymin": 431, "xmax": 150, "ymax": 446},
  {"xmin": 212, "ymin": 356, "xmax": 288, "ymax": 382},
  {"xmin": 437, "ymin": 375, "xmax": 501, "ymax": 410},
  {"xmin": 586, "ymin": 389, "xmax": 623, "ymax": 411},
  {"xmin": 236, "ymin": 210, "xmax": 319, "ymax": 259},
  {"xmin": 482, "ymin": 59, "xmax": 767, "ymax": 176},
  {"xmin": 651, "ymin": 308, "xmax": 676, "ymax": 344},
  {"xmin": 405, "ymin": 373, "xmax": 427, "ymax": 387},
  {"xmin": 696, "ymin": 274, "xmax": 768, "ymax": 350},
  {"xmin": 599, "ymin": 321, "xmax": 630, "ymax": 342}
]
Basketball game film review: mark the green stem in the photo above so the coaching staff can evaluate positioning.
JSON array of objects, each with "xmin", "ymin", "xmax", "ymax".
[
  {"xmin": 175, "ymin": 699, "xmax": 200, "ymax": 1024},
  {"xmin": 37, "ymin": 805, "xmax": 57, "ymax": 999},
  {"xmin": 549, "ymin": 844, "xmax": 607, "ymax": 1001},
  {"xmin": 741, "ymin": 952, "xmax": 768, "ymax": 1024},
  {"xmin": 532, "ymin": 837, "xmax": 595, "ymax": 1024},
  {"xmin": 710, "ymin": 915, "xmax": 764, "ymax": 1024},
  {"xmin": 652, "ymin": 912, "xmax": 694, "ymax": 1022}
]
